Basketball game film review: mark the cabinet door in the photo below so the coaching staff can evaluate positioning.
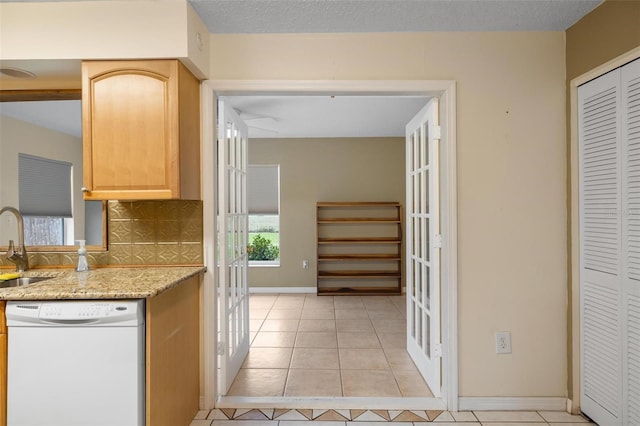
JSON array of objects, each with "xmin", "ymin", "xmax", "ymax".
[
  {"xmin": 82, "ymin": 60, "xmax": 180, "ymax": 200},
  {"xmin": 0, "ymin": 334, "xmax": 5, "ymax": 426},
  {"xmin": 146, "ymin": 276, "xmax": 200, "ymax": 426},
  {"xmin": 1, "ymin": 301, "xmax": 5, "ymax": 426}
]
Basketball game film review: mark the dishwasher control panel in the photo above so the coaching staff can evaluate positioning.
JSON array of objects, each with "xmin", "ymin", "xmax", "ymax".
[
  {"xmin": 6, "ymin": 300, "xmax": 144, "ymax": 326},
  {"xmin": 40, "ymin": 303, "xmax": 125, "ymax": 319}
]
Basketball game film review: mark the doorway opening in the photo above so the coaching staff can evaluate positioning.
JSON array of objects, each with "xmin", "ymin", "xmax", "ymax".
[{"xmin": 201, "ymin": 80, "xmax": 458, "ymax": 411}]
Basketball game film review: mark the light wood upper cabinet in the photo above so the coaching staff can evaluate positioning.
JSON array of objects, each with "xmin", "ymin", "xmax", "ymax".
[{"xmin": 82, "ymin": 60, "xmax": 200, "ymax": 200}]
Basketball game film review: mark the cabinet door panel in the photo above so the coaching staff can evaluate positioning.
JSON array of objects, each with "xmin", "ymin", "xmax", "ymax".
[{"xmin": 91, "ymin": 73, "xmax": 174, "ymax": 192}]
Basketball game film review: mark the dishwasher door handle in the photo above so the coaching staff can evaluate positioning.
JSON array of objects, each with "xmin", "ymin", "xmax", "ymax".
[{"xmin": 40, "ymin": 318, "xmax": 101, "ymax": 325}]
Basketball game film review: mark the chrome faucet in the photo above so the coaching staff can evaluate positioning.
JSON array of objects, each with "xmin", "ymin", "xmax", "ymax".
[{"xmin": 0, "ymin": 206, "xmax": 29, "ymax": 272}]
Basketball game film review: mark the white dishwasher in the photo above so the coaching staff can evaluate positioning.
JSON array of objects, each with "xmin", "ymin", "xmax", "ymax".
[{"xmin": 6, "ymin": 300, "xmax": 145, "ymax": 426}]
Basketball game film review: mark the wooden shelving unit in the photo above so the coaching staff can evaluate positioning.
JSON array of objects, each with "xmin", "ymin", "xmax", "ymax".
[{"xmin": 316, "ymin": 202, "xmax": 402, "ymax": 295}]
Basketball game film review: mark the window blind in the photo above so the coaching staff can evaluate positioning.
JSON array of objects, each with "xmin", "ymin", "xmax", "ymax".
[
  {"xmin": 248, "ymin": 165, "xmax": 279, "ymax": 214},
  {"xmin": 19, "ymin": 153, "xmax": 73, "ymax": 218}
]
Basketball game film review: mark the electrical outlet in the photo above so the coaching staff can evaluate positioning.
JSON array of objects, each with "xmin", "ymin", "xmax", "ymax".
[
  {"xmin": 302, "ymin": 259, "xmax": 309, "ymax": 269},
  {"xmin": 495, "ymin": 331, "xmax": 512, "ymax": 354}
]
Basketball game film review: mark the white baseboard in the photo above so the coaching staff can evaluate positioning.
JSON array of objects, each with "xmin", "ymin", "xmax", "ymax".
[
  {"xmin": 458, "ymin": 397, "xmax": 568, "ymax": 411},
  {"xmin": 249, "ymin": 286, "xmax": 316, "ymax": 294}
]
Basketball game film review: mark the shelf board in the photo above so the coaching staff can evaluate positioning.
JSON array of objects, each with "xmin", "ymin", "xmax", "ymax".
[
  {"xmin": 318, "ymin": 237, "xmax": 401, "ymax": 244},
  {"xmin": 317, "ymin": 202, "xmax": 401, "ymax": 207},
  {"xmin": 318, "ymin": 254, "xmax": 401, "ymax": 261},
  {"xmin": 318, "ymin": 218, "xmax": 400, "ymax": 223},
  {"xmin": 318, "ymin": 270, "xmax": 400, "ymax": 278},
  {"xmin": 317, "ymin": 286, "xmax": 401, "ymax": 296}
]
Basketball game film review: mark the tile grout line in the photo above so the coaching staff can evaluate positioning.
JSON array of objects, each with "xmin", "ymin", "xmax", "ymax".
[
  {"xmin": 282, "ymin": 294, "xmax": 297, "ymax": 398},
  {"xmin": 326, "ymin": 295, "xmax": 348, "ymax": 398},
  {"xmin": 371, "ymin": 296, "xmax": 403, "ymax": 398}
]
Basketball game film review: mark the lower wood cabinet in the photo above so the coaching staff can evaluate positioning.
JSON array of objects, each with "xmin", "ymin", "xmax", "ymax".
[
  {"xmin": 1, "ymin": 301, "xmax": 6, "ymax": 426},
  {"xmin": 146, "ymin": 275, "xmax": 201, "ymax": 426}
]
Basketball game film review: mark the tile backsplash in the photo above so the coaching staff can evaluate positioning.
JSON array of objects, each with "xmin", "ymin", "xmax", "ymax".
[{"xmin": 0, "ymin": 200, "xmax": 204, "ymax": 269}]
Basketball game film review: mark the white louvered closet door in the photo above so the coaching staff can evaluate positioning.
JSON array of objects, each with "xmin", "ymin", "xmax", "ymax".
[
  {"xmin": 579, "ymin": 68, "xmax": 622, "ymax": 426},
  {"xmin": 579, "ymin": 57, "xmax": 640, "ymax": 426},
  {"xmin": 622, "ymin": 58, "xmax": 640, "ymax": 426}
]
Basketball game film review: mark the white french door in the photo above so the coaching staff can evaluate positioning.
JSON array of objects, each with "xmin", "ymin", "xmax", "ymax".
[
  {"xmin": 406, "ymin": 99, "xmax": 442, "ymax": 397},
  {"xmin": 217, "ymin": 98, "xmax": 250, "ymax": 395}
]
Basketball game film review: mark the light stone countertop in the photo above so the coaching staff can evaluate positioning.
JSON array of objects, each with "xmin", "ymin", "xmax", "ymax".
[{"xmin": 0, "ymin": 266, "xmax": 206, "ymax": 300}]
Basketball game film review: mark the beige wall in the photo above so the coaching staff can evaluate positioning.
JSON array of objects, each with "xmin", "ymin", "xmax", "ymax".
[
  {"xmin": 248, "ymin": 137, "xmax": 405, "ymax": 288},
  {"xmin": 211, "ymin": 32, "xmax": 567, "ymax": 397},
  {"xmin": 565, "ymin": 0, "xmax": 640, "ymax": 406}
]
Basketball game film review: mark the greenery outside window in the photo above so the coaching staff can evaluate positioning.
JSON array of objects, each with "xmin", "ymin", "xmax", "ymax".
[{"xmin": 248, "ymin": 165, "xmax": 280, "ymax": 266}]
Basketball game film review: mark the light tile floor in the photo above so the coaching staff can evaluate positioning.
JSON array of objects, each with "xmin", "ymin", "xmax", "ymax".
[
  {"xmin": 190, "ymin": 408, "xmax": 594, "ymax": 425},
  {"xmin": 195, "ymin": 294, "xmax": 595, "ymax": 426},
  {"xmin": 227, "ymin": 293, "xmax": 432, "ymax": 398}
]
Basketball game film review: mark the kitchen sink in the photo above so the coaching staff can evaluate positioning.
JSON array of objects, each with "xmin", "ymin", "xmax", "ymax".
[{"xmin": 0, "ymin": 276, "xmax": 52, "ymax": 289}]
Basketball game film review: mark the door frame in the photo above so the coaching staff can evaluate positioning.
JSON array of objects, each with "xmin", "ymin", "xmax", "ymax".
[
  {"xmin": 201, "ymin": 79, "xmax": 458, "ymax": 410},
  {"xmin": 569, "ymin": 46, "xmax": 640, "ymax": 414}
]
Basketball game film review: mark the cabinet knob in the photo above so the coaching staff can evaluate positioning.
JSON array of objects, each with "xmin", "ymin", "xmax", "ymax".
[{"xmin": 81, "ymin": 187, "xmax": 90, "ymax": 193}]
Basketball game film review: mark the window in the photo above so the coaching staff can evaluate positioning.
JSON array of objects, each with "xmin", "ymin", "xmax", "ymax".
[
  {"xmin": 247, "ymin": 165, "xmax": 280, "ymax": 265},
  {"xmin": 23, "ymin": 217, "xmax": 67, "ymax": 246},
  {"xmin": 19, "ymin": 153, "xmax": 73, "ymax": 245}
]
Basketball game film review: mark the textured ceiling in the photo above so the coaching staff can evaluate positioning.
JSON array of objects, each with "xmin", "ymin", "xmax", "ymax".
[{"xmin": 189, "ymin": 0, "xmax": 603, "ymax": 34}]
